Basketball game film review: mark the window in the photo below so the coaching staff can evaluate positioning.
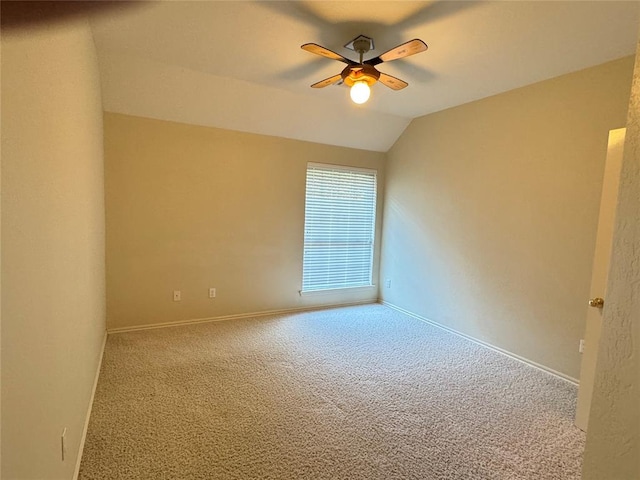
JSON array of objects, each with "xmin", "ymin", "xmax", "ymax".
[{"xmin": 301, "ymin": 163, "xmax": 377, "ymax": 293}]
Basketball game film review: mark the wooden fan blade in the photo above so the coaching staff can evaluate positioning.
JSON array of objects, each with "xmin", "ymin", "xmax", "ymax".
[
  {"xmin": 311, "ymin": 74, "xmax": 343, "ymax": 88},
  {"xmin": 378, "ymin": 72, "xmax": 408, "ymax": 90},
  {"xmin": 301, "ymin": 43, "xmax": 354, "ymax": 65},
  {"xmin": 365, "ymin": 39, "xmax": 428, "ymax": 66}
]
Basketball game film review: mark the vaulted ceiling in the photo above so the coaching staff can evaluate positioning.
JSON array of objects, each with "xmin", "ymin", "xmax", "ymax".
[{"xmin": 90, "ymin": 1, "xmax": 640, "ymax": 152}]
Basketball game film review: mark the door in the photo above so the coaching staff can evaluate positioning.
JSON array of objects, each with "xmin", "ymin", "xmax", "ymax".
[{"xmin": 575, "ymin": 128, "xmax": 626, "ymax": 431}]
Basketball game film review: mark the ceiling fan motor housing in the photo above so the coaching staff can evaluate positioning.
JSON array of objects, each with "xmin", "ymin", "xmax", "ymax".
[{"xmin": 341, "ymin": 64, "xmax": 380, "ymax": 87}]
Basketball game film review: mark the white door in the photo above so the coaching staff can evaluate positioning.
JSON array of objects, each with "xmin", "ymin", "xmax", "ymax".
[{"xmin": 575, "ymin": 128, "xmax": 626, "ymax": 431}]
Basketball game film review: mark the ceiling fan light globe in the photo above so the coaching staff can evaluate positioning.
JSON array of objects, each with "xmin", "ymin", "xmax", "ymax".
[{"xmin": 350, "ymin": 81, "xmax": 370, "ymax": 104}]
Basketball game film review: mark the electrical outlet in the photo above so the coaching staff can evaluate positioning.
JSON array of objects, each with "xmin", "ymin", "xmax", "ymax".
[
  {"xmin": 61, "ymin": 428, "xmax": 67, "ymax": 461},
  {"xmin": 208, "ymin": 288, "xmax": 216, "ymax": 298},
  {"xmin": 579, "ymin": 339, "xmax": 585, "ymax": 353},
  {"xmin": 173, "ymin": 290, "xmax": 181, "ymax": 301},
  {"xmin": 385, "ymin": 279, "xmax": 391, "ymax": 288}
]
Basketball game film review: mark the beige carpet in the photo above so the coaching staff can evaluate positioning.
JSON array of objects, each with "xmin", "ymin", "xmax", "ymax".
[{"xmin": 79, "ymin": 304, "xmax": 585, "ymax": 479}]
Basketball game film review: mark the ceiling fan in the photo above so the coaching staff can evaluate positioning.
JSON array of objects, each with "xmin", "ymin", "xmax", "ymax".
[{"xmin": 301, "ymin": 34, "xmax": 428, "ymax": 104}]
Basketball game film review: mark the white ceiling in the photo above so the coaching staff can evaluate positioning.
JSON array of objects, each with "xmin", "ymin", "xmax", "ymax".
[{"xmin": 90, "ymin": 1, "xmax": 640, "ymax": 152}]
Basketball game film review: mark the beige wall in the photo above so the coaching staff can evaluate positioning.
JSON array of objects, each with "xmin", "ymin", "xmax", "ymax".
[
  {"xmin": 105, "ymin": 113, "xmax": 385, "ymax": 330},
  {"xmin": 380, "ymin": 56, "xmax": 634, "ymax": 379},
  {"xmin": 583, "ymin": 37, "xmax": 640, "ymax": 479},
  {"xmin": 1, "ymin": 19, "xmax": 106, "ymax": 479},
  {"xmin": 0, "ymin": 30, "xmax": 3, "ymax": 476}
]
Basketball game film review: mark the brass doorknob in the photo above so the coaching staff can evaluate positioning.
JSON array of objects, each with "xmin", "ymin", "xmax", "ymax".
[{"xmin": 588, "ymin": 297, "xmax": 604, "ymax": 308}]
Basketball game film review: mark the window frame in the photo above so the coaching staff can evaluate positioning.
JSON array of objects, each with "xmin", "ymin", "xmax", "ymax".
[{"xmin": 300, "ymin": 162, "xmax": 378, "ymax": 295}]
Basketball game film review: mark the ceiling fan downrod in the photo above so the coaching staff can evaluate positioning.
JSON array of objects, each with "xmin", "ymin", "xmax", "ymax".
[{"xmin": 352, "ymin": 36, "xmax": 371, "ymax": 64}]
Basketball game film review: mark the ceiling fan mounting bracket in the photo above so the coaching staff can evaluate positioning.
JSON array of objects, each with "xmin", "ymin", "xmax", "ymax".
[{"xmin": 344, "ymin": 35, "xmax": 374, "ymax": 55}]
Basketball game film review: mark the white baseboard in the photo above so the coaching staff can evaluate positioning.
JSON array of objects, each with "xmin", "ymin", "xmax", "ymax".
[
  {"xmin": 381, "ymin": 301, "xmax": 579, "ymax": 385},
  {"xmin": 73, "ymin": 331, "xmax": 108, "ymax": 480},
  {"xmin": 107, "ymin": 300, "xmax": 376, "ymax": 334}
]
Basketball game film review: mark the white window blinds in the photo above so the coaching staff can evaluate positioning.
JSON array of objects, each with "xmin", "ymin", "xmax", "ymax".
[{"xmin": 302, "ymin": 163, "xmax": 377, "ymax": 292}]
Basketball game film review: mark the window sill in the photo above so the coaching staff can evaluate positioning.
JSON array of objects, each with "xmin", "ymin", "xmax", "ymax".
[{"xmin": 299, "ymin": 285, "xmax": 377, "ymax": 297}]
